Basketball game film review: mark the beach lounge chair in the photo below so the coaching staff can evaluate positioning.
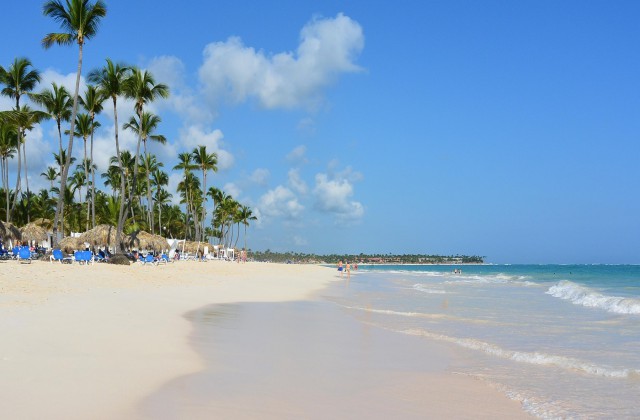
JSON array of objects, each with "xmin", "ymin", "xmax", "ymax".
[
  {"xmin": 18, "ymin": 247, "xmax": 32, "ymax": 264},
  {"xmin": 50, "ymin": 249, "xmax": 64, "ymax": 263},
  {"xmin": 157, "ymin": 253, "xmax": 171, "ymax": 265},
  {"xmin": 139, "ymin": 253, "xmax": 158, "ymax": 266},
  {"xmin": 73, "ymin": 250, "xmax": 93, "ymax": 265},
  {"xmin": 83, "ymin": 250, "xmax": 94, "ymax": 265},
  {"xmin": 11, "ymin": 246, "xmax": 19, "ymax": 260}
]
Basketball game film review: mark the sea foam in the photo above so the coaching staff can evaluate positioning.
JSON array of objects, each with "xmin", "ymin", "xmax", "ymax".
[
  {"xmin": 547, "ymin": 280, "xmax": 640, "ymax": 315},
  {"xmin": 402, "ymin": 328, "xmax": 638, "ymax": 379}
]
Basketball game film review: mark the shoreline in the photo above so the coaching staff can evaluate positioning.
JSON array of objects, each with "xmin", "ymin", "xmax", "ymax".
[{"xmin": 0, "ymin": 260, "xmax": 528, "ymax": 418}]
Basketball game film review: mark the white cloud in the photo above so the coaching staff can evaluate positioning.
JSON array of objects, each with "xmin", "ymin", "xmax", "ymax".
[
  {"xmin": 39, "ymin": 68, "xmax": 87, "ymax": 98},
  {"xmin": 198, "ymin": 13, "xmax": 364, "ymax": 109},
  {"xmin": 91, "ymin": 123, "xmax": 139, "ymax": 172},
  {"xmin": 286, "ymin": 145, "xmax": 307, "ymax": 164},
  {"xmin": 249, "ymin": 168, "xmax": 270, "ymax": 186},
  {"xmin": 313, "ymin": 172, "xmax": 364, "ymax": 222},
  {"xmin": 257, "ymin": 185, "xmax": 304, "ymax": 221},
  {"xmin": 177, "ymin": 126, "xmax": 234, "ymax": 170},
  {"xmin": 223, "ymin": 182, "xmax": 241, "ymax": 199},
  {"xmin": 165, "ymin": 172, "xmax": 182, "ymax": 205},
  {"xmin": 288, "ymin": 168, "xmax": 308, "ymax": 195},
  {"xmin": 147, "ymin": 55, "xmax": 213, "ymax": 123}
]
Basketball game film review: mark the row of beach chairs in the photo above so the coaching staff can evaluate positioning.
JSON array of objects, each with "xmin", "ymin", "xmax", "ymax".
[
  {"xmin": 137, "ymin": 253, "xmax": 172, "ymax": 266},
  {"xmin": 49, "ymin": 249, "xmax": 106, "ymax": 265}
]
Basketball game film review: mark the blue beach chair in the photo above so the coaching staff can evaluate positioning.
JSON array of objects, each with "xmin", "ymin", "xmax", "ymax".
[
  {"xmin": 18, "ymin": 247, "xmax": 32, "ymax": 264},
  {"xmin": 50, "ymin": 249, "xmax": 64, "ymax": 263}
]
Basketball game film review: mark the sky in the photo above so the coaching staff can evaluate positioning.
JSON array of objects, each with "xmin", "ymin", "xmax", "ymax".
[{"xmin": 1, "ymin": 0, "xmax": 639, "ymax": 263}]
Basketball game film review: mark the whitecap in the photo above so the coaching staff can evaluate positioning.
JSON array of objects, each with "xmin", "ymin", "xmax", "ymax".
[{"xmin": 546, "ymin": 280, "xmax": 640, "ymax": 315}]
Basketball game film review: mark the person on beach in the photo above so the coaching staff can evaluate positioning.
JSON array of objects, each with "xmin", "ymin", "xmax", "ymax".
[
  {"xmin": 338, "ymin": 260, "xmax": 344, "ymax": 277},
  {"xmin": 346, "ymin": 261, "xmax": 351, "ymax": 279}
]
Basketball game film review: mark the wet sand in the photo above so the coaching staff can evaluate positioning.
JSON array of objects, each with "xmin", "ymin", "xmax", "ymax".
[{"xmin": 141, "ymin": 289, "xmax": 529, "ymax": 419}]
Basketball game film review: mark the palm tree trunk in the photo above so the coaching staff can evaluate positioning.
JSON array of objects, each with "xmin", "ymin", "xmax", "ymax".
[
  {"xmin": 144, "ymin": 142, "xmax": 154, "ymax": 233},
  {"xmin": 54, "ymin": 41, "xmax": 83, "ymax": 245},
  {"xmin": 83, "ymin": 137, "xmax": 89, "ymax": 231},
  {"xmin": 23, "ymin": 142, "xmax": 30, "ymax": 223},
  {"xmin": 9, "ymin": 136, "xmax": 22, "ymax": 222},
  {"xmin": 3, "ymin": 158, "xmax": 9, "ymax": 222},
  {"xmin": 90, "ymin": 124, "xmax": 96, "ymax": 228},
  {"xmin": 113, "ymin": 97, "xmax": 126, "ymax": 252}
]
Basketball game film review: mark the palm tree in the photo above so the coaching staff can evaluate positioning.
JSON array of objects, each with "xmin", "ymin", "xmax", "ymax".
[
  {"xmin": 0, "ymin": 58, "xmax": 42, "ymax": 222},
  {"xmin": 192, "ymin": 145, "xmax": 218, "ymax": 242},
  {"xmin": 174, "ymin": 152, "xmax": 197, "ymax": 238},
  {"xmin": 0, "ymin": 122, "xmax": 19, "ymax": 222},
  {"xmin": 10, "ymin": 106, "xmax": 49, "ymax": 223},
  {"xmin": 238, "ymin": 204, "xmax": 257, "ymax": 253},
  {"xmin": 67, "ymin": 112, "xmax": 99, "ymax": 230},
  {"xmin": 79, "ymin": 84, "xmax": 104, "ymax": 228},
  {"xmin": 43, "ymin": 0, "xmax": 107, "ymax": 244},
  {"xmin": 123, "ymin": 68, "xmax": 168, "ymax": 227},
  {"xmin": 41, "ymin": 166, "xmax": 59, "ymax": 191},
  {"xmin": 123, "ymin": 112, "xmax": 165, "ymax": 232},
  {"xmin": 0, "ymin": 57, "xmax": 41, "ymax": 110},
  {"xmin": 88, "ymin": 58, "xmax": 129, "ymax": 250},
  {"xmin": 32, "ymin": 82, "xmax": 72, "ymax": 161}
]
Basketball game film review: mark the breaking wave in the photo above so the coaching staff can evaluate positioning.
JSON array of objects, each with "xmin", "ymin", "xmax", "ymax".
[{"xmin": 547, "ymin": 280, "xmax": 640, "ymax": 315}]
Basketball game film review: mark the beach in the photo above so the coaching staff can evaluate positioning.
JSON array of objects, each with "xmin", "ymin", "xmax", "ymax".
[{"xmin": 0, "ymin": 260, "xmax": 527, "ymax": 419}]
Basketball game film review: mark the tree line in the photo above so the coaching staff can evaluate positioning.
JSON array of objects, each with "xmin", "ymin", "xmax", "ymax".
[
  {"xmin": 0, "ymin": 0, "xmax": 257, "ymax": 251},
  {"xmin": 250, "ymin": 250, "xmax": 485, "ymax": 264}
]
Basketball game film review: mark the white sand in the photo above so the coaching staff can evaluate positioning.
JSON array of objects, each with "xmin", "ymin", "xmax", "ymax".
[{"xmin": 0, "ymin": 259, "xmax": 528, "ymax": 419}]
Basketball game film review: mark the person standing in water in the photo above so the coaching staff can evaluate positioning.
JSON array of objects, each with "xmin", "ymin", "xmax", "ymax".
[
  {"xmin": 345, "ymin": 261, "xmax": 351, "ymax": 280},
  {"xmin": 338, "ymin": 260, "xmax": 344, "ymax": 277}
]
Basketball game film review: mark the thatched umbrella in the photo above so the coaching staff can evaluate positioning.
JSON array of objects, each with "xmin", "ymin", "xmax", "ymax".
[
  {"xmin": 181, "ymin": 240, "xmax": 209, "ymax": 254},
  {"xmin": 58, "ymin": 236, "xmax": 82, "ymax": 253},
  {"xmin": 1, "ymin": 221, "xmax": 21, "ymax": 244},
  {"xmin": 78, "ymin": 224, "xmax": 123, "ymax": 250},
  {"xmin": 31, "ymin": 218, "xmax": 53, "ymax": 229},
  {"xmin": 127, "ymin": 230, "xmax": 169, "ymax": 252},
  {"xmin": 20, "ymin": 222, "xmax": 48, "ymax": 245}
]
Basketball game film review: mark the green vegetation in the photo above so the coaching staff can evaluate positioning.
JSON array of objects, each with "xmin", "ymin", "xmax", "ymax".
[
  {"xmin": 0, "ymin": 1, "xmax": 257, "ymax": 252},
  {"xmin": 249, "ymin": 250, "xmax": 484, "ymax": 264}
]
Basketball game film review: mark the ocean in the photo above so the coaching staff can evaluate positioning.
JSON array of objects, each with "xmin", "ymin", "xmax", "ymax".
[{"xmin": 332, "ymin": 264, "xmax": 640, "ymax": 419}]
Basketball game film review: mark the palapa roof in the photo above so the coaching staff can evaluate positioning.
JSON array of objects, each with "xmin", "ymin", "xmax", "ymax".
[
  {"xmin": 180, "ymin": 240, "xmax": 210, "ymax": 253},
  {"xmin": 126, "ymin": 230, "xmax": 169, "ymax": 252},
  {"xmin": 19, "ymin": 222, "xmax": 48, "ymax": 243},
  {"xmin": 78, "ymin": 224, "xmax": 123, "ymax": 248},
  {"xmin": 57, "ymin": 236, "xmax": 82, "ymax": 253},
  {"xmin": 0, "ymin": 221, "xmax": 21, "ymax": 242}
]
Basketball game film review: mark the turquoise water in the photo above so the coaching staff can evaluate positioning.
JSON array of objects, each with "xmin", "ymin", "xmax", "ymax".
[{"xmin": 333, "ymin": 264, "xmax": 640, "ymax": 418}]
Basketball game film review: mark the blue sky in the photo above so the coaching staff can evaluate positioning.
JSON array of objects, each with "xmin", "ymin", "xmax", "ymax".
[{"xmin": 2, "ymin": 1, "xmax": 639, "ymax": 263}]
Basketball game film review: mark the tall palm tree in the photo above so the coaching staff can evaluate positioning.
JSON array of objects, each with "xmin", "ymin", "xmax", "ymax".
[
  {"xmin": 154, "ymin": 187, "xmax": 171, "ymax": 236},
  {"xmin": 0, "ymin": 58, "xmax": 41, "ymax": 222},
  {"xmin": 0, "ymin": 122, "xmax": 19, "ymax": 222},
  {"xmin": 43, "ymin": 0, "xmax": 107, "ymax": 244},
  {"xmin": 79, "ymin": 84, "xmax": 104, "ymax": 228},
  {"xmin": 10, "ymin": 106, "xmax": 49, "ymax": 223},
  {"xmin": 32, "ymin": 82, "xmax": 72, "ymax": 162},
  {"xmin": 238, "ymin": 204, "xmax": 257, "ymax": 252},
  {"xmin": 67, "ymin": 113, "xmax": 99, "ymax": 230},
  {"xmin": 123, "ymin": 112, "xmax": 165, "ymax": 233},
  {"xmin": 41, "ymin": 166, "xmax": 59, "ymax": 191},
  {"xmin": 0, "ymin": 57, "xmax": 41, "ymax": 110},
  {"xmin": 174, "ymin": 152, "xmax": 197, "ymax": 238},
  {"xmin": 88, "ymin": 58, "xmax": 129, "ymax": 250},
  {"xmin": 192, "ymin": 145, "xmax": 218, "ymax": 242},
  {"xmin": 123, "ymin": 68, "xmax": 168, "ymax": 227}
]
